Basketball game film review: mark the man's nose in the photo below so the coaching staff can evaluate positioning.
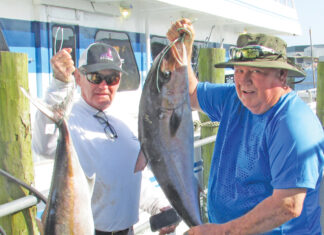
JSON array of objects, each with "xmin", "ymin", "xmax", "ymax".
[
  {"xmin": 239, "ymin": 71, "xmax": 252, "ymax": 84},
  {"xmin": 98, "ymin": 79, "xmax": 108, "ymax": 87}
]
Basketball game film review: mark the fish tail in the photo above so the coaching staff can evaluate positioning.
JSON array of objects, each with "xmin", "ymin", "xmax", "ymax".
[{"xmin": 20, "ymin": 86, "xmax": 67, "ymax": 124}]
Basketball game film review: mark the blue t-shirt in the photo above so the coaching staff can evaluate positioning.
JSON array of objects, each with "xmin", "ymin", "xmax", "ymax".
[{"xmin": 197, "ymin": 82, "xmax": 324, "ymax": 234}]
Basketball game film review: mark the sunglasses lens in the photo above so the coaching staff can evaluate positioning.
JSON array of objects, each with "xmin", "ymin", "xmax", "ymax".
[
  {"xmin": 105, "ymin": 74, "xmax": 120, "ymax": 86},
  {"xmin": 86, "ymin": 73, "xmax": 120, "ymax": 86},
  {"xmin": 86, "ymin": 73, "xmax": 102, "ymax": 84}
]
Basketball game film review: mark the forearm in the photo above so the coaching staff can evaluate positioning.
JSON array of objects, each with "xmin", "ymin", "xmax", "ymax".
[
  {"xmin": 32, "ymin": 78, "xmax": 74, "ymax": 157},
  {"xmin": 222, "ymin": 188, "xmax": 306, "ymax": 235},
  {"xmin": 139, "ymin": 168, "xmax": 169, "ymax": 215},
  {"xmin": 224, "ymin": 198, "xmax": 292, "ymax": 234},
  {"xmin": 187, "ymin": 63, "xmax": 201, "ymax": 111}
]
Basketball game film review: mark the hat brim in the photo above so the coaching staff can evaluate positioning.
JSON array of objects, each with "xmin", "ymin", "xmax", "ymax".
[
  {"xmin": 215, "ymin": 60, "xmax": 306, "ymax": 77},
  {"xmin": 82, "ymin": 63, "xmax": 127, "ymax": 74}
]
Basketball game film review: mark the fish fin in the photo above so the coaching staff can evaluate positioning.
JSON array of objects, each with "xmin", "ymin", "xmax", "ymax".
[
  {"xmin": 134, "ymin": 150, "xmax": 148, "ymax": 173},
  {"xmin": 86, "ymin": 173, "xmax": 96, "ymax": 197},
  {"xmin": 169, "ymin": 107, "xmax": 182, "ymax": 136}
]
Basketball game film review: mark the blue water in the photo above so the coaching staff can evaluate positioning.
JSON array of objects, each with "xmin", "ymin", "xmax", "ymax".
[{"xmin": 294, "ymin": 68, "xmax": 317, "ymax": 91}]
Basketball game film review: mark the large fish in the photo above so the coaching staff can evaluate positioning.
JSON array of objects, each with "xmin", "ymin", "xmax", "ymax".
[
  {"xmin": 136, "ymin": 41, "xmax": 202, "ymax": 227},
  {"xmin": 21, "ymin": 87, "xmax": 95, "ymax": 235}
]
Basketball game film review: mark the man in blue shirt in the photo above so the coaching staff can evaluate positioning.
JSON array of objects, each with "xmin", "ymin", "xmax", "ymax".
[{"xmin": 167, "ymin": 19, "xmax": 324, "ymax": 234}]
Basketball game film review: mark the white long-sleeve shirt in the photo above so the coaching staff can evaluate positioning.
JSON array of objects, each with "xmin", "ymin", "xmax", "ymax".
[{"xmin": 32, "ymin": 78, "xmax": 168, "ymax": 232}]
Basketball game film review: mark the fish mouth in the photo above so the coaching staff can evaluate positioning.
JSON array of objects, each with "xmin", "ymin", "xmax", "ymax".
[{"xmin": 159, "ymin": 42, "xmax": 187, "ymax": 72}]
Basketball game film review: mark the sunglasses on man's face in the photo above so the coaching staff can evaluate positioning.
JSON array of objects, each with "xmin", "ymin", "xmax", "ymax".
[{"xmin": 85, "ymin": 72, "xmax": 120, "ymax": 86}]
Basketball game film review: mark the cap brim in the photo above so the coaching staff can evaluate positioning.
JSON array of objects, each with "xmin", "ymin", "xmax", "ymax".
[
  {"xmin": 82, "ymin": 63, "xmax": 127, "ymax": 75},
  {"xmin": 215, "ymin": 60, "xmax": 306, "ymax": 77}
]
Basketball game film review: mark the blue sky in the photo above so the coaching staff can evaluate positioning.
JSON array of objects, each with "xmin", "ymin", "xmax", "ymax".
[{"xmin": 282, "ymin": 0, "xmax": 324, "ymax": 46}]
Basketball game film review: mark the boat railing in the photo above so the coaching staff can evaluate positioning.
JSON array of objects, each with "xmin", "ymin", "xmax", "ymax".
[{"xmin": 296, "ymin": 88, "xmax": 317, "ymax": 104}]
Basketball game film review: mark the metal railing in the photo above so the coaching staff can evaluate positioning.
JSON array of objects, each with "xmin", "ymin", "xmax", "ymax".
[{"xmin": 0, "ymin": 169, "xmax": 47, "ymax": 221}]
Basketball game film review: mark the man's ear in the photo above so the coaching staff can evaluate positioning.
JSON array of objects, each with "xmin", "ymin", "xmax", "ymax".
[
  {"xmin": 74, "ymin": 69, "xmax": 82, "ymax": 86},
  {"xmin": 279, "ymin": 69, "xmax": 288, "ymax": 82},
  {"xmin": 280, "ymin": 69, "xmax": 288, "ymax": 77}
]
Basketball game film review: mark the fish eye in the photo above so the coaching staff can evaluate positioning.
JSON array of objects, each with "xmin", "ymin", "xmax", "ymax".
[{"xmin": 162, "ymin": 71, "xmax": 171, "ymax": 79}]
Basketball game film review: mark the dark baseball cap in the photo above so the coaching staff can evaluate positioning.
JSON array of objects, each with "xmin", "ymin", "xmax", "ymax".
[{"xmin": 78, "ymin": 42, "xmax": 127, "ymax": 74}]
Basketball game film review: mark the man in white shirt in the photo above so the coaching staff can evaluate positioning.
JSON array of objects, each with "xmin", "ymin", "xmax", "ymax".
[{"xmin": 33, "ymin": 42, "xmax": 176, "ymax": 235}]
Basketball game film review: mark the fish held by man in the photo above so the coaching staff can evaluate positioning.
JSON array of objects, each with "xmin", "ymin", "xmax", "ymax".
[
  {"xmin": 20, "ymin": 87, "xmax": 95, "ymax": 235},
  {"xmin": 135, "ymin": 40, "xmax": 203, "ymax": 227}
]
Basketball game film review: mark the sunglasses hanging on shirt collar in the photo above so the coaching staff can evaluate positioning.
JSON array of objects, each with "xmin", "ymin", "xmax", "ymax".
[{"xmin": 93, "ymin": 111, "xmax": 118, "ymax": 140}]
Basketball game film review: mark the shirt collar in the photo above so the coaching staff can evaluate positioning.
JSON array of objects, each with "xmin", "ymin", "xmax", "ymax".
[{"xmin": 78, "ymin": 96, "xmax": 110, "ymax": 116}]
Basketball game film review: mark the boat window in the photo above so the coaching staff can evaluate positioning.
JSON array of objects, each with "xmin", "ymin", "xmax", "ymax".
[
  {"xmin": 95, "ymin": 30, "xmax": 140, "ymax": 91},
  {"xmin": 51, "ymin": 25, "xmax": 76, "ymax": 65}
]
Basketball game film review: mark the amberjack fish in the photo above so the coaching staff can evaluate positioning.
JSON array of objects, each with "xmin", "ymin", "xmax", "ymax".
[
  {"xmin": 20, "ymin": 87, "xmax": 95, "ymax": 235},
  {"xmin": 135, "ymin": 40, "xmax": 202, "ymax": 227}
]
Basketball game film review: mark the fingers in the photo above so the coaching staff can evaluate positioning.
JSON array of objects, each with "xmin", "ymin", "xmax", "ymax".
[
  {"xmin": 159, "ymin": 206, "xmax": 171, "ymax": 212},
  {"xmin": 51, "ymin": 48, "xmax": 75, "ymax": 83},
  {"xmin": 159, "ymin": 224, "xmax": 177, "ymax": 235},
  {"xmin": 167, "ymin": 18, "xmax": 195, "ymax": 61},
  {"xmin": 167, "ymin": 18, "xmax": 195, "ymax": 43}
]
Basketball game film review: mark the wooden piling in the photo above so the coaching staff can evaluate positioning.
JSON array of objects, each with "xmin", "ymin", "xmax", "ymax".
[
  {"xmin": 197, "ymin": 48, "xmax": 225, "ymax": 222},
  {"xmin": 317, "ymin": 56, "xmax": 324, "ymax": 126},
  {"xmin": 0, "ymin": 52, "xmax": 38, "ymax": 234}
]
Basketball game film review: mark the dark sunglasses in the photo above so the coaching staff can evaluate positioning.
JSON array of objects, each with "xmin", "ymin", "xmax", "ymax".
[
  {"xmin": 93, "ymin": 111, "xmax": 118, "ymax": 140},
  {"xmin": 85, "ymin": 72, "xmax": 120, "ymax": 86}
]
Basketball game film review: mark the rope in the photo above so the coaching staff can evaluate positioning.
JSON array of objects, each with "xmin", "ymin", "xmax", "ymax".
[
  {"xmin": 193, "ymin": 120, "xmax": 219, "ymax": 129},
  {"xmin": 155, "ymin": 28, "xmax": 192, "ymax": 93},
  {"xmin": 54, "ymin": 27, "xmax": 64, "ymax": 55}
]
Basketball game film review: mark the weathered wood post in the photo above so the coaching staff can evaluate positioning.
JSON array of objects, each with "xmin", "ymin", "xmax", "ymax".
[
  {"xmin": 317, "ymin": 56, "xmax": 324, "ymax": 126},
  {"xmin": 0, "ymin": 51, "xmax": 38, "ymax": 234},
  {"xmin": 197, "ymin": 48, "xmax": 225, "ymax": 222}
]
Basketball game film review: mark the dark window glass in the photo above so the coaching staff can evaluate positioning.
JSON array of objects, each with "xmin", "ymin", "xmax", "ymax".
[
  {"xmin": 52, "ymin": 25, "xmax": 76, "ymax": 64},
  {"xmin": 95, "ymin": 30, "xmax": 140, "ymax": 91}
]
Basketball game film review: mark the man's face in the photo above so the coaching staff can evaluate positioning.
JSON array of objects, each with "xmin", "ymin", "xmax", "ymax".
[
  {"xmin": 234, "ymin": 66, "xmax": 288, "ymax": 114},
  {"xmin": 77, "ymin": 69, "xmax": 121, "ymax": 111}
]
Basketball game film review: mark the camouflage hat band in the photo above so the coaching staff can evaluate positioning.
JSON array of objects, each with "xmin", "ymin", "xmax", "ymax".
[{"xmin": 215, "ymin": 33, "xmax": 306, "ymax": 77}]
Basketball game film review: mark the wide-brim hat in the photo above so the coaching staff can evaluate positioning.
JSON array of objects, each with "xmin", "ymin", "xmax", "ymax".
[
  {"xmin": 78, "ymin": 42, "xmax": 127, "ymax": 74},
  {"xmin": 215, "ymin": 33, "xmax": 306, "ymax": 78}
]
